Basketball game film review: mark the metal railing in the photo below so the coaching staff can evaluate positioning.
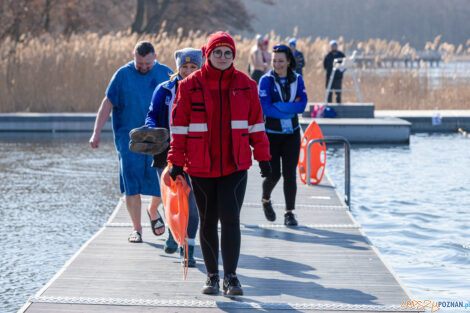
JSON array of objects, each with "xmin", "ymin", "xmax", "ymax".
[{"xmin": 306, "ymin": 136, "xmax": 351, "ymax": 208}]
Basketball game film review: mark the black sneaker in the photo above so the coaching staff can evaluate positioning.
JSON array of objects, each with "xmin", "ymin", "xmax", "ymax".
[
  {"xmin": 262, "ymin": 200, "xmax": 276, "ymax": 222},
  {"xmin": 202, "ymin": 274, "xmax": 220, "ymax": 295},
  {"xmin": 284, "ymin": 212, "xmax": 298, "ymax": 226},
  {"xmin": 223, "ymin": 273, "xmax": 243, "ymax": 296}
]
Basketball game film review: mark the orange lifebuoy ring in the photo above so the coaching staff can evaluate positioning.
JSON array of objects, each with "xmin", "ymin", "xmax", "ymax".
[{"xmin": 298, "ymin": 122, "xmax": 326, "ymax": 184}]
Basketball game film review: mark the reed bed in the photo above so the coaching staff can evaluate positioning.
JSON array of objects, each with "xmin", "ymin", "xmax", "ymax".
[{"xmin": 1, "ymin": 31, "xmax": 469, "ymax": 112}]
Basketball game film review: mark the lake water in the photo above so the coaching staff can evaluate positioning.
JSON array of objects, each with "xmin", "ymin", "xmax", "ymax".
[
  {"xmin": 1, "ymin": 133, "xmax": 469, "ymax": 312},
  {"xmin": 0, "ymin": 133, "xmax": 120, "ymax": 313},
  {"xmin": 326, "ymin": 133, "xmax": 470, "ymax": 305}
]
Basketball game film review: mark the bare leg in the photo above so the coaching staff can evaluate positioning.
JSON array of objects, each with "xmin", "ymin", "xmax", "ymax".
[
  {"xmin": 147, "ymin": 196, "xmax": 164, "ymax": 236},
  {"xmin": 126, "ymin": 194, "xmax": 142, "ymax": 234},
  {"xmin": 147, "ymin": 196, "xmax": 162, "ymax": 219}
]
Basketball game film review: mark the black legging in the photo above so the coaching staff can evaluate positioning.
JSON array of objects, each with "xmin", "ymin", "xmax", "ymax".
[
  {"xmin": 190, "ymin": 170, "xmax": 247, "ymax": 275},
  {"xmin": 326, "ymin": 78, "xmax": 342, "ymax": 103},
  {"xmin": 262, "ymin": 129, "xmax": 301, "ymax": 211}
]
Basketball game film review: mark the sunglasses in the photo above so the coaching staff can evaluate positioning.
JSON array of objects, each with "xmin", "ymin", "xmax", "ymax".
[
  {"xmin": 273, "ymin": 45, "xmax": 289, "ymax": 52},
  {"xmin": 212, "ymin": 49, "xmax": 233, "ymax": 59}
]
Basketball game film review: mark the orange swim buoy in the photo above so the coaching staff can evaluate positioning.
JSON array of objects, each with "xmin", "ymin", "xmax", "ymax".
[
  {"xmin": 298, "ymin": 121, "xmax": 326, "ymax": 184},
  {"xmin": 160, "ymin": 164, "xmax": 191, "ymax": 278}
]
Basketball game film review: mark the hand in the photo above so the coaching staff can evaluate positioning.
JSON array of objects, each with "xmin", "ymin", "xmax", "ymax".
[
  {"xmin": 169, "ymin": 164, "xmax": 184, "ymax": 181},
  {"xmin": 153, "ymin": 147, "xmax": 169, "ymax": 168},
  {"xmin": 294, "ymin": 96, "xmax": 301, "ymax": 102},
  {"xmin": 259, "ymin": 161, "xmax": 272, "ymax": 178},
  {"xmin": 89, "ymin": 132, "xmax": 100, "ymax": 149}
]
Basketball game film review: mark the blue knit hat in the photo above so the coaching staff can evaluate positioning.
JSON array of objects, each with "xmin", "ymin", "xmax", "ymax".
[
  {"xmin": 289, "ymin": 37, "xmax": 297, "ymax": 47},
  {"xmin": 329, "ymin": 40, "xmax": 338, "ymax": 47},
  {"xmin": 174, "ymin": 48, "xmax": 202, "ymax": 69}
]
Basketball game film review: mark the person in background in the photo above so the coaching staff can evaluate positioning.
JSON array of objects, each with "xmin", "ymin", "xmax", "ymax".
[
  {"xmin": 323, "ymin": 40, "xmax": 346, "ymax": 103},
  {"xmin": 89, "ymin": 41, "xmax": 172, "ymax": 243},
  {"xmin": 249, "ymin": 34, "xmax": 269, "ymax": 84},
  {"xmin": 262, "ymin": 38, "xmax": 272, "ymax": 73},
  {"xmin": 145, "ymin": 48, "xmax": 202, "ymax": 267},
  {"xmin": 258, "ymin": 44, "xmax": 308, "ymax": 226},
  {"xmin": 168, "ymin": 31, "xmax": 271, "ymax": 296},
  {"xmin": 288, "ymin": 37, "xmax": 305, "ymax": 76}
]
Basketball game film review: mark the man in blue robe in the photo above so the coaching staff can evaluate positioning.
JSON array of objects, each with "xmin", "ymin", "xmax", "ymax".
[{"xmin": 89, "ymin": 41, "xmax": 172, "ymax": 242}]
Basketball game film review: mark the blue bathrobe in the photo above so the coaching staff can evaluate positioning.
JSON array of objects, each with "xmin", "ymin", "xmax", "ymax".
[{"xmin": 106, "ymin": 60, "xmax": 172, "ymax": 196}]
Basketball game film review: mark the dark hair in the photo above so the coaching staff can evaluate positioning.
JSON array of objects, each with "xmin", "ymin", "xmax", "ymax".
[
  {"xmin": 134, "ymin": 41, "xmax": 155, "ymax": 56},
  {"xmin": 273, "ymin": 44, "xmax": 296, "ymax": 71}
]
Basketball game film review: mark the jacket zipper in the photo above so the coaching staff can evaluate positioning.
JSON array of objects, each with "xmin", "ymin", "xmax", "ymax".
[
  {"xmin": 219, "ymin": 70, "xmax": 224, "ymax": 176},
  {"xmin": 227, "ymin": 88, "xmax": 238, "ymax": 170}
]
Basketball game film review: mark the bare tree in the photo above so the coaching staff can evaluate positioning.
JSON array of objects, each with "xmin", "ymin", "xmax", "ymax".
[
  {"xmin": 130, "ymin": 0, "xmax": 258, "ymax": 35},
  {"xmin": 0, "ymin": 0, "xmax": 273, "ymax": 40},
  {"xmin": 0, "ymin": 0, "xmax": 134, "ymax": 40}
]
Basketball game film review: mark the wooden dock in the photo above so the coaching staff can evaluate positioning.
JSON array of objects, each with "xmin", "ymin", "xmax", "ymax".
[{"xmin": 19, "ymin": 164, "xmax": 421, "ymax": 312}]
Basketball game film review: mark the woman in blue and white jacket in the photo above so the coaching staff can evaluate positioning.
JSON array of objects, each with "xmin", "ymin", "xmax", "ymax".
[
  {"xmin": 145, "ymin": 48, "xmax": 202, "ymax": 267},
  {"xmin": 258, "ymin": 44, "xmax": 308, "ymax": 226}
]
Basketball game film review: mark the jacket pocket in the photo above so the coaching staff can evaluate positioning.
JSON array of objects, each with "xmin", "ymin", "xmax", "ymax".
[
  {"xmin": 237, "ymin": 133, "xmax": 252, "ymax": 167},
  {"xmin": 190, "ymin": 88, "xmax": 204, "ymax": 104},
  {"xmin": 186, "ymin": 134, "xmax": 209, "ymax": 170},
  {"xmin": 231, "ymin": 89, "xmax": 251, "ymax": 116}
]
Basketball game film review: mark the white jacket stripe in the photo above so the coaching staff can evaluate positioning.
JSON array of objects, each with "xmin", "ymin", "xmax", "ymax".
[
  {"xmin": 171, "ymin": 126, "xmax": 188, "ymax": 135},
  {"xmin": 170, "ymin": 126, "xmax": 188, "ymax": 135},
  {"xmin": 231, "ymin": 120, "xmax": 249, "ymax": 129},
  {"xmin": 188, "ymin": 123, "xmax": 208, "ymax": 132},
  {"xmin": 248, "ymin": 123, "xmax": 265, "ymax": 133}
]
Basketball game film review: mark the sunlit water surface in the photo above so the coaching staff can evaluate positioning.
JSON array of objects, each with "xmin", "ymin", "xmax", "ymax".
[
  {"xmin": 326, "ymin": 133, "xmax": 470, "ymax": 306},
  {"xmin": 0, "ymin": 133, "xmax": 119, "ymax": 313}
]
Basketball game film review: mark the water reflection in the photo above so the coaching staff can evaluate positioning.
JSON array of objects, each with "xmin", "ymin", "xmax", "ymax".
[{"xmin": 0, "ymin": 133, "xmax": 119, "ymax": 313}]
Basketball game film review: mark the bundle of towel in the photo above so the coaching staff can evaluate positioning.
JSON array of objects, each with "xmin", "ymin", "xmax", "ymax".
[{"xmin": 129, "ymin": 126, "xmax": 169, "ymax": 155}]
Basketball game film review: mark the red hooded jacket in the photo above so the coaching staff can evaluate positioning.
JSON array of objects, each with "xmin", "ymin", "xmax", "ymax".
[{"xmin": 168, "ymin": 62, "xmax": 271, "ymax": 178}]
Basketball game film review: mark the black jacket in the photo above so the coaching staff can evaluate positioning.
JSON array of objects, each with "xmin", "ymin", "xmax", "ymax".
[{"xmin": 323, "ymin": 50, "xmax": 346, "ymax": 80}]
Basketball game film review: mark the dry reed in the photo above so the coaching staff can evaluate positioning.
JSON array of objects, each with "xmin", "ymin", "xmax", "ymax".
[{"xmin": 0, "ymin": 31, "xmax": 469, "ymax": 112}]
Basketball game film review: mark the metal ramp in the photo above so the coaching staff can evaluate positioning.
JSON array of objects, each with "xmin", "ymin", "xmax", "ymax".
[{"xmin": 20, "ymin": 164, "xmax": 421, "ymax": 312}]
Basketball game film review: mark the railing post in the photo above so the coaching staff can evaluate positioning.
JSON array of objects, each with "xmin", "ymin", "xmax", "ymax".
[
  {"xmin": 306, "ymin": 136, "xmax": 351, "ymax": 208},
  {"xmin": 344, "ymin": 139, "xmax": 350, "ymax": 207}
]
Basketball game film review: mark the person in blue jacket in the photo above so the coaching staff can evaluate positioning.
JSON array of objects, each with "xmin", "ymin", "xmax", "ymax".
[
  {"xmin": 145, "ymin": 48, "xmax": 202, "ymax": 267},
  {"xmin": 258, "ymin": 44, "xmax": 308, "ymax": 226}
]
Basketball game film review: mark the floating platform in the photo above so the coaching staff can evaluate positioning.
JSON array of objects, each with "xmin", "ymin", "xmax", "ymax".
[
  {"xmin": 2, "ymin": 111, "xmax": 469, "ymax": 144},
  {"xmin": 19, "ymin": 165, "xmax": 420, "ymax": 313},
  {"xmin": 0, "ymin": 113, "xmax": 111, "ymax": 133},
  {"xmin": 300, "ymin": 117, "xmax": 411, "ymax": 144},
  {"xmin": 302, "ymin": 103, "xmax": 375, "ymax": 119},
  {"xmin": 375, "ymin": 110, "xmax": 470, "ymax": 133}
]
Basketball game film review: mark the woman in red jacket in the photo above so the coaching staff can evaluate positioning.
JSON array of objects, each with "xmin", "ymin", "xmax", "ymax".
[{"xmin": 167, "ymin": 31, "xmax": 271, "ymax": 296}]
